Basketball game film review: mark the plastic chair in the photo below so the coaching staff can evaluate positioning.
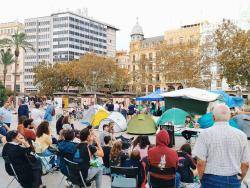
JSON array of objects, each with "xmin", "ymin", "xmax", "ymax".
[
  {"xmin": 64, "ymin": 157, "xmax": 92, "ymax": 188},
  {"xmin": 110, "ymin": 166, "xmax": 138, "ymax": 188},
  {"xmin": 148, "ymin": 165, "xmax": 176, "ymax": 188},
  {"xmin": 2, "ymin": 156, "xmax": 20, "ymax": 188}
]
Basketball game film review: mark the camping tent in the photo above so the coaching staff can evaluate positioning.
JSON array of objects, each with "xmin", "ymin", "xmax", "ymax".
[
  {"xmin": 136, "ymin": 89, "xmax": 164, "ymax": 101},
  {"xmin": 157, "ymin": 108, "xmax": 189, "ymax": 127},
  {"xmin": 99, "ymin": 112, "xmax": 127, "ymax": 133},
  {"xmin": 233, "ymin": 114, "xmax": 250, "ymax": 137},
  {"xmin": 81, "ymin": 105, "xmax": 109, "ymax": 127},
  {"xmin": 211, "ymin": 90, "xmax": 244, "ymax": 108},
  {"xmin": 127, "ymin": 114, "xmax": 157, "ymax": 134},
  {"xmin": 161, "ymin": 88, "xmax": 220, "ymax": 115}
]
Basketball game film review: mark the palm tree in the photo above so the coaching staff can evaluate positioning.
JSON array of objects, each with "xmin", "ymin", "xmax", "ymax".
[
  {"xmin": 0, "ymin": 49, "xmax": 15, "ymax": 87},
  {"xmin": 0, "ymin": 31, "xmax": 33, "ymax": 107}
]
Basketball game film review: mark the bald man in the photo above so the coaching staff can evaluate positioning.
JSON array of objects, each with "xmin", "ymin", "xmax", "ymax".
[{"xmin": 193, "ymin": 104, "xmax": 250, "ymax": 188}]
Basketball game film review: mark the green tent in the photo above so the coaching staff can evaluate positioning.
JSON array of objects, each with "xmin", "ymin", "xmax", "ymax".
[
  {"xmin": 157, "ymin": 108, "xmax": 189, "ymax": 127},
  {"xmin": 127, "ymin": 114, "xmax": 157, "ymax": 135}
]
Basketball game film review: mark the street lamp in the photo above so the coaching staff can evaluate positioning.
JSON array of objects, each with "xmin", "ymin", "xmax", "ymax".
[{"xmin": 92, "ymin": 71, "xmax": 97, "ymax": 104}]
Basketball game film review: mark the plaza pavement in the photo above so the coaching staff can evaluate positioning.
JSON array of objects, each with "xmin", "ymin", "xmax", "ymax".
[{"xmin": 0, "ymin": 113, "xmax": 249, "ymax": 188}]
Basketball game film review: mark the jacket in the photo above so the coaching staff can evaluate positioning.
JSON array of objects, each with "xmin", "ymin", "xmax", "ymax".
[{"xmin": 148, "ymin": 129, "xmax": 178, "ymax": 180}]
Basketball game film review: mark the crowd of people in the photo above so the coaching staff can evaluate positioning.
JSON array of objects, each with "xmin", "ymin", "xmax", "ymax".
[{"xmin": 0, "ymin": 96, "xmax": 249, "ymax": 188}]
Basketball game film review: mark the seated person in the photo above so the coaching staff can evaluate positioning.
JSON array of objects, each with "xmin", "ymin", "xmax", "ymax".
[
  {"xmin": 74, "ymin": 128, "xmax": 103, "ymax": 188},
  {"xmin": 148, "ymin": 130, "xmax": 178, "ymax": 188},
  {"xmin": 181, "ymin": 116, "xmax": 198, "ymax": 143},
  {"xmin": 17, "ymin": 115, "xmax": 27, "ymax": 135},
  {"xmin": 122, "ymin": 150, "xmax": 144, "ymax": 188},
  {"xmin": 2, "ymin": 131, "xmax": 43, "ymax": 188},
  {"xmin": 102, "ymin": 136, "xmax": 112, "ymax": 174},
  {"xmin": 23, "ymin": 118, "xmax": 36, "ymax": 141},
  {"xmin": 133, "ymin": 135, "xmax": 151, "ymax": 159},
  {"xmin": 58, "ymin": 129, "xmax": 77, "ymax": 175},
  {"xmin": 110, "ymin": 141, "xmax": 128, "ymax": 167},
  {"xmin": 99, "ymin": 124, "xmax": 111, "ymax": 146},
  {"xmin": 35, "ymin": 121, "xmax": 54, "ymax": 155},
  {"xmin": 177, "ymin": 143, "xmax": 197, "ymax": 186}
]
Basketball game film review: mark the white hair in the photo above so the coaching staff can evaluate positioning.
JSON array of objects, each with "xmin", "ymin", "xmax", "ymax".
[{"xmin": 213, "ymin": 104, "xmax": 231, "ymax": 122}]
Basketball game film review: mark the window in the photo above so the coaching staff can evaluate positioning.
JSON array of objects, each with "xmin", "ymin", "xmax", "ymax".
[
  {"xmin": 149, "ymin": 53, "xmax": 153, "ymax": 61},
  {"xmin": 16, "ymin": 75, "xmax": 20, "ymax": 81},
  {"xmin": 6, "ymin": 75, "xmax": 11, "ymax": 81},
  {"xmin": 179, "ymin": 37, "xmax": 184, "ymax": 45},
  {"xmin": 169, "ymin": 38, "xmax": 173, "ymax": 46},
  {"xmin": 133, "ymin": 55, "xmax": 135, "ymax": 62},
  {"xmin": 189, "ymin": 35, "xmax": 195, "ymax": 44},
  {"xmin": 16, "ymin": 84, "xmax": 20, "ymax": 92}
]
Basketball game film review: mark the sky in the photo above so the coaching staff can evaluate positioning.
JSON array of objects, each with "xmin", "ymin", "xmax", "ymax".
[{"xmin": 0, "ymin": 0, "xmax": 249, "ymax": 50}]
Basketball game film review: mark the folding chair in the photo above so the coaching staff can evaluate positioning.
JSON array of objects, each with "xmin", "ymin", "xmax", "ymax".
[
  {"xmin": 110, "ymin": 166, "xmax": 138, "ymax": 188},
  {"xmin": 32, "ymin": 141, "xmax": 56, "ymax": 174},
  {"xmin": 148, "ymin": 165, "xmax": 176, "ymax": 188},
  {"xmin": 64, "ymin": 157, "xmax": 93, "ymax": 188},
  {"xmin": 2, "ymin": 156, "xmax": 20, "ymax": 188}
]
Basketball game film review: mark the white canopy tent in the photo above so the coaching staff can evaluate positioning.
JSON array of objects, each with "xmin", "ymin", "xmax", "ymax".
[{"xmin": 160, "ymin": 88, "xmax": 220, "ymax": 102}]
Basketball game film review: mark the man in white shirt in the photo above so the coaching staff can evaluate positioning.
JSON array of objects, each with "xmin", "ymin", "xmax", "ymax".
[
  {"xmin": 0, "ymin": 101, "xmax": 12, "ymax": 127},
  {"xmin": 193, "ymin": 104, "xmax": 250, "ymax": 188},
  {"xmin": 113, "ymin": 101, "xmax": 120, "ymax": 112}
]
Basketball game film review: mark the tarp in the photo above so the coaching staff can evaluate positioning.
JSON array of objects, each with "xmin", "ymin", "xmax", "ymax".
[
  {"xmin": 157, "ymin": 108, "xmax": 189, "ymax": 127},
  {"xmin": 99, "ymin": 112, "xmax": 127, "ymax": 133},
  {"xmin": 81, "ymin": 105, "xmax": 109, "ymax": 127},
  {"xmin": 233, "ymin": 114, "xmax": 250, "ymax": 137},
  {"xmin": 161, "ymin": 88, "xmax": 220, "ymax": 115},
  {"xmin": 198, "ymin": 112, "xmax": 239, "ymax": 129},
  {"xmin": 211, "ymin": 90, "xmax": 244, "ymax": 108},
  {"xmin": 136, "ymin": 89, "xmax": 164, "ymax": 101},
  {"xmin": 161, "ymin": 88, "xmax": 220, "ymax": 102},
  {"xmin": 127, "ymin": 114, "xmax": 157, "ymax": 135}
]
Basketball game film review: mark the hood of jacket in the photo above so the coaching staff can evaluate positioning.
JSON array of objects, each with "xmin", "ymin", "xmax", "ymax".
[{"xmin": 156, "ymin": 129, "xmax": 170, "ymax": 146}]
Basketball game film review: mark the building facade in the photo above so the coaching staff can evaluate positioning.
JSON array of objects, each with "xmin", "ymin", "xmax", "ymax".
[
  {"xmin": 115, "ymin": 50, "xmax": 130, "ymax": 70},
  {"xmin": 0, "ymin": 22, "xmax": 25, "ymax": 93},
  {"xmin": 24, "ymin": 10, "xmax": 118, "ymax": 92}
]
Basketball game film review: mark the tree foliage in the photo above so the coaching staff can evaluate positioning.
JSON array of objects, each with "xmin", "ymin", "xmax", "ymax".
[
  {"xmin": 215, "ymin": 19, "xmax": 250, "ymax": 86},
  {"xmin": 34, "ymin": 54, "xmax": 130, "ymax": 96},
  {"xmin": 0, "ymin": 49, "xmax": 15, "ymax": 86},
  {"xmin": 157, "ymin": 41, "xmax": 204, "ymax": 88}
]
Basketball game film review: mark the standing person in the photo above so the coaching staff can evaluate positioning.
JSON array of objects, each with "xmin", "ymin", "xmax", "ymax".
[
  {"xmin": 18, "ymin": 99, "xmax": 29, "ymax": 120},
  {"xmin": 148, "ymin": 129, "xmax": 178, "ymax": 188},
  {"xmin": 193, "ymin": 104, "xmax": 250, "ymax": 188},
  {"xmin": 107, "ymin": 101, "xmax": 114, "ymax": 112},
  {"xmin": 119, "ymin": 102, "xmax": 127, "ymax": 119},
  {"xmin": 44, "ymin": 101, "xmax": 55, "ymax": 125},
  {"xmin": 30, "ymin": 102, "xmax": 44, "ymax": 127},
  {"xmin": 128, "ymin": 101, "xmax": 136, "ymax": 120},
  {"xmin": 74, "ymin": 128, "xmax": 103, "ymax": 188},
  {"xmin": 114, "ymin": 101, "xmax": 120, "ymax": 112},
  {"xmin": 0, "ymin": 101, "xmax": 13, "ymax": 128}
]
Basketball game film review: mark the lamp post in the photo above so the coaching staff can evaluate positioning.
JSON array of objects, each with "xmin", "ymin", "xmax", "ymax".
[
  {"xmin": 92, "ymin": 71, "xmax": 97, "ymax": 104},
  {"xmin": 64, "ymin": 77, "xmax": 70, "ymax": 93}
]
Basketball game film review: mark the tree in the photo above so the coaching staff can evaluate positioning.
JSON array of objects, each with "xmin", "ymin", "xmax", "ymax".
[
  {"xmin": 0, "ymin": 49, "xmax": 14, "ymax": 87},
  {"xmin": 0, "ymin": 31, "xmax": 33, "ymax": 106},
  {"xmin": 157, "ymin": 40, "xmax": 203, "ymax": 88},
  {"xmin": 33, "ymin": 53, "xmax": 130, "ymax": 95},
  {"xmin": 215, "ymin": 19, "xmax": 250, "ymax": 86},
  {"xmin": 0, "ymin": 81, "xmax": 7, "ymax": 106}
]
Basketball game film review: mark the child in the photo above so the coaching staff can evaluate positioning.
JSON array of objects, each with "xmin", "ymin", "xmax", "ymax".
[
  {"xmin": 177, "ymin": 143, "xmax": 197, "ymax": 187},
  {"xmin": 102, "ymin": 135, "xmax": 112, "ymax": 174}
]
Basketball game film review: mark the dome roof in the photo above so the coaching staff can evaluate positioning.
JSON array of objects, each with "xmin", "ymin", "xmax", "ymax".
[{"xmin": 131, "ymin": 18, "xmax": 144, "ymax": 36}]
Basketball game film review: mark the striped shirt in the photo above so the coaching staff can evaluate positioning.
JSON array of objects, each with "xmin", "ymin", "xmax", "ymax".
[{"xmin": 193, "ymin": 121, "xmax": 250, "ymax": 176}]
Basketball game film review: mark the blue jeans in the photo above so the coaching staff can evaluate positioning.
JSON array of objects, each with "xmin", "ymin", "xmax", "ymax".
[
  {"xmin": 176, "ymin": 172, "xmax": 181, "ymax": 188},
  {"xmin": 201, "ymin": 174, "xmax": 241, "ymax": 188}
]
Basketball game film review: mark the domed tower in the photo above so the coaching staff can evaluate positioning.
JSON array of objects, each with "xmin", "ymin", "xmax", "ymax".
[{"xmin": 131, "ymin": 18, "xmax": 144, "ymax": 41}]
